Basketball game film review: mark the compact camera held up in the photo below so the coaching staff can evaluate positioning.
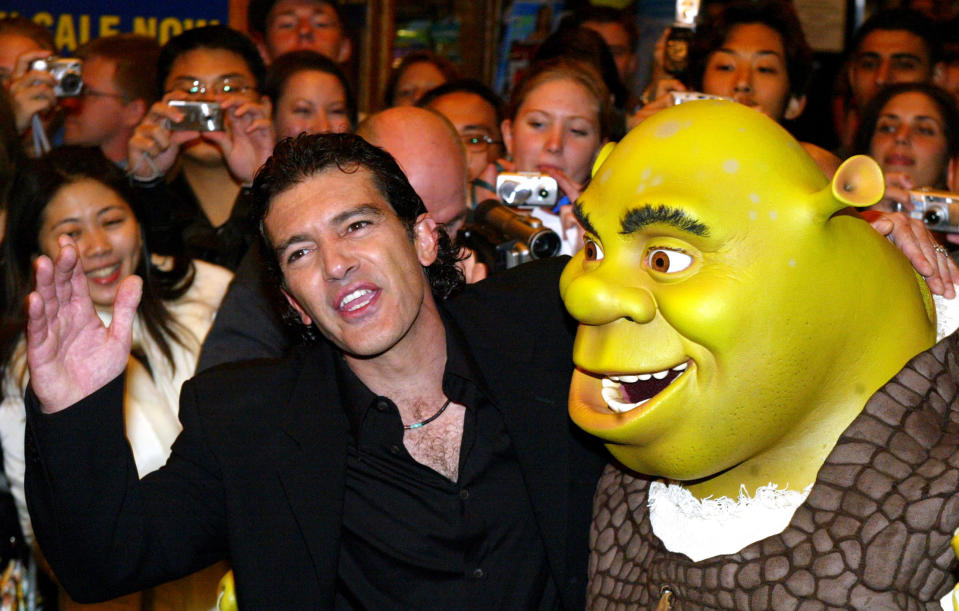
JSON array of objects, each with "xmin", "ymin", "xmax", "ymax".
[
  {"xmin": 168, "ymin": 100, "xmax": 225, "ymax": 132},
  {"xmin": 905, "ymin": 188, "xmax": 959, "ymax": 233},
  {"xmin": 29, "ymin": 57, "xmax": 83, "ymax": 97},
  {"xmin": 670, "ymin": 91, "xmax": 732, "ymax": 105},
  {"xmin": 496, "ymin": 172, "xmax": 558, "ymax": 208}
]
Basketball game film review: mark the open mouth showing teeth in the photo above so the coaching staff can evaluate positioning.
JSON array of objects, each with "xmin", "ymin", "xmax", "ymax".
[
  {"xmin": 86, "ymin": 264, "xmax": 120, "ymax": 279},
  {"xmin": 340, "ymin": 288, "xmax": 373, "ymax": 312},
  {"xmin": 600, "ymin": 361, "xmax": 689, "ymax": 413}
]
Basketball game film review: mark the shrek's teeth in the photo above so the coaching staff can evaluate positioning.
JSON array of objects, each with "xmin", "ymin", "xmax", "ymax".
[
  {"xmin": 601, "ymin": 362, "xmax": 690, "ymax": 414},
  {"xmin": 603, "ymin": 387, "xmax": 649, "ymax": 413}
]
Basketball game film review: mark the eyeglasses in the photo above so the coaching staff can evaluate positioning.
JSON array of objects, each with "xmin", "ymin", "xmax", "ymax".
[
  {"xmin": 462, "ymin": 134, "xmax": 502, "ymax": 153},
  {"xmin": 167, "ymin": 77, "xmax": 254, "ymax": 97}
]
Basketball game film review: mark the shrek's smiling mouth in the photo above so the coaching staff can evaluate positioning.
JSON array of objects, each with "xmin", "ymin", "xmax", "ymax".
[{"xmin": 600, "ymin": 361, "xmax": 689, "ymax": 413}]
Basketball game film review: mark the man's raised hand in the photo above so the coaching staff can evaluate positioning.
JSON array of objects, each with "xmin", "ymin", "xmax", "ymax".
[{"xmin": 26, "ymin": 236, "xmax": 141, "ymax": 413}]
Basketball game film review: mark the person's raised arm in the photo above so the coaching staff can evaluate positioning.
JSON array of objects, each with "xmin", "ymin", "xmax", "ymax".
[
  {"xmin": 26, "ymin": 236, "xmax": 141, "ymax": 413},
  {"xmin": 864, "ymin": 209, "xmax": 959, "ymax": 298},
  {"xmin": 7, "ymin": 49, "xmax": 56, "ymax": 134},
  {"xmin": 204, "ymin": 95, "xmax": 275, "ymax": 186}
]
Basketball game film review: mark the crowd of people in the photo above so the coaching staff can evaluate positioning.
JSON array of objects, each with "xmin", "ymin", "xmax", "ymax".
[{"xmin": 0, "ymin": 0, "xmax": 957, "ymax": 608}]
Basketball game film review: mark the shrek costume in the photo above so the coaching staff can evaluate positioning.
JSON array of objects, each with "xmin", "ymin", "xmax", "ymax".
[
  {"xmin": 558, "ymin": 101, "xmax": 959, "ymax": 609},
  {"xmin": 589, "ymin": 330, "xmax": 959, "ymax": 609}
]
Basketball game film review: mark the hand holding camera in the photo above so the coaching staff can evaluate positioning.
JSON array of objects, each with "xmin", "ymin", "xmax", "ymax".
[
  {"xmin": 127, "ymin": 90, "xmax": 274, "ymax": 185},
  {"xmin": 28, "ymin": 57, "xmax": 83, "ymax": 97},
  {"xmin": 7, "ymin": 50, "xmax": 61, "ymax": 133},
  {"xmin": 127, "ymin": 95, "xmax": 207, "ymax": 182}
]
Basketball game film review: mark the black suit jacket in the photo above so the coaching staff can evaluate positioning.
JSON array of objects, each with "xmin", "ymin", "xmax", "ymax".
[{"xmin": 25, "ymin": 257, "xmax": 608, "ymax": 609}]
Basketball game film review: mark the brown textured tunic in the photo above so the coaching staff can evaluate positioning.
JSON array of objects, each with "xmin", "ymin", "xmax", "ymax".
[{"xmin": 589, "ymin": 332, "xmax": 959, "ymax": 610}]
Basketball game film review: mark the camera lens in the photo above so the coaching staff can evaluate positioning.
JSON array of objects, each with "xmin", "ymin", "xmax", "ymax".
[
  {"xmin": 530, "ymin": 231, "xmax": 561, "ymax": 259},
  {"xmin": 60, "ymin": 73, "xmax": 82, "ymax": 95},
  {"xmin": 924, "ymin": 208, "xmax": 944, "ymax": 226}
]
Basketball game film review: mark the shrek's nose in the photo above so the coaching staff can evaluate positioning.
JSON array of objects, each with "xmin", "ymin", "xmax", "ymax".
[{"xmin": 563, "ymin": 273, "xmax": 657, "ymax": 326}]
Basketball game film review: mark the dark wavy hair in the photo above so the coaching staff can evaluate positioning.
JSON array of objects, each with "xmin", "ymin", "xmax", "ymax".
[
  {"xmin": 156, "ymin": 25, "xmax": 266, "ymax": 98},
  {"xmin": 0, "ymin": 147, "xmax": 195, "ymax": 376},
  {"xmin": 0, "ymin": 89, "xmax": 20, "ymax": 212},
  {"xmin": 853, "ymin": 82, "xmax": 959, "ymax": 186},
  {"xmin": 251, "ymin": 132, "xmax": 465, "ymax": 331},
  {"xmin": 264, "ymin": 50, "xmax": 357, "ymax": 129},
  {"xmin": 687, "ymin": 0, "xmax": 813, "ymax": 100}
]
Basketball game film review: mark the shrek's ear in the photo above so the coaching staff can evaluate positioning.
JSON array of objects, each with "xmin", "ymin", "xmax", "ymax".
[
  {"xmin": 591, "ymin": 142, "xmax": 616, "ymax": 178},
  {"xmin": 829, "ymin": 155, "xmax": 885, "ymax": 210}
]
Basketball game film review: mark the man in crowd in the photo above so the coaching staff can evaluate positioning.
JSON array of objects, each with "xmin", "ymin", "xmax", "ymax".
[
  {"xmin": 247, "ymin": 0, "xmax": 352, "ymax": 64},
  {"xmin": 838, "ymin": 7, "xmax": 943, "ymax": 152},
  {"xmin": 356, "ymin": 106, "xmax": 470, "ymax": 235},
  {"xmin": 560, "ymin": 5, "xmax": 639, "ymax": 90},
  {"xmin": 419, "ymin": 79, "xmax": 505, "ymax": 183},
  {"xmin": 62, "ymin": 34, "xmax": 159, "ymax": 165},
  {"xmin": 23, "ymin": 132, "xmax": 607, "ymax": 608}
]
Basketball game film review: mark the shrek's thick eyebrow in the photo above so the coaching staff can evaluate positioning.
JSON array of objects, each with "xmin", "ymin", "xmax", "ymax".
[
  {"xmin": 620, "ymin": 205, "xmax": 710, "ymax": 236},
  {"xmin": 572, "ymin": 201, "xmax": 598, "ymax": 236}
]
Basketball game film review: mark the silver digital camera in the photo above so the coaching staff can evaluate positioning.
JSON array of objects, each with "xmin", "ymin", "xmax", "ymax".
[
  {"xmin": 29, "ymin": 57, "xmax": 83, "ymax": 97},
  {"xmin": 671, "ymin": 91, "xmax": 732, "ymax": 105},
  {"xmin": 907, "ymin": 188, "xmax": 959, "ymax": 233},
  {"xmin": 168, "ymin": 100, "xmax": 224, "ymax": 132},
  {"xmin": 495, "ymin": 172, "xmax": 558, "ymax": 208}
]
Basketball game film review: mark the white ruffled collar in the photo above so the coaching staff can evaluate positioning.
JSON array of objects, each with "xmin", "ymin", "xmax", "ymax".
[{"xmin": 648, "ymin": 480, "xmax": 812, "ymax": 562}]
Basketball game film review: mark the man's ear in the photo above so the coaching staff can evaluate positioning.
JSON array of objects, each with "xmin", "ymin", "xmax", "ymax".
[
  {"xmin": 501, "ymin": 118, "xmax": 514, "ymax": 157},
  {"xmin": 933, "ymin": 61, "xmax": 945, "ymax": 85},
  {"xmin": 783, "ymin": 94, "xmax": 807, "ymax": 121},
  {"xmin": 281, "ymin": 288, "xmax": 312, "ymax": 326},
  {"xmin": 122, "ymin": 98, "xmax": 148, "ymax": 128},
  {"xmin": 336, "ymin": 38, "xmax": 352, "ymax": 64},
  {"xmin": 254, "ymin": 37, "xmax": 272, "ymax": 66},
  {"xmin": 412, "ymin": 213, "xmax": 439, "ymax": 266}
]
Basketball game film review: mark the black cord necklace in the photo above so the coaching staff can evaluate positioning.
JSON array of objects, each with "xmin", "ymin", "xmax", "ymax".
[{"xmin": 404, "ymin": 399, "xmax": 452, "ymax": 430}]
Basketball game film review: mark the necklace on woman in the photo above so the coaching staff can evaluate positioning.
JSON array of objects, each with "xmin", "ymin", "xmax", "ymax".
[{"xmin": 404, "ymin": 398, "xmax": 452, "ymax": 430}]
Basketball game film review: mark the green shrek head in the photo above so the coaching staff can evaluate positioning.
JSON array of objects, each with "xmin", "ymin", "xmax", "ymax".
[{"xmin": 561, "ymin": 100, "xmax": 936, "ymax": 497}]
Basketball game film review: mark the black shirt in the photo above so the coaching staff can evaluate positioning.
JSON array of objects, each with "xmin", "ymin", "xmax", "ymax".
[
  {"xmin": 334, "ymin": 313, "xmax": 559, "ymax": 610},
  {"xmin": 134, "ymin": 171, "xmax": 256, "ymax": 271}
]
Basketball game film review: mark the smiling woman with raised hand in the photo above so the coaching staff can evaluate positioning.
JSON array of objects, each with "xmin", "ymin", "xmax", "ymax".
[{"xmin": 0, "ymin": 146, "xmax": 232, "ymax": 609}]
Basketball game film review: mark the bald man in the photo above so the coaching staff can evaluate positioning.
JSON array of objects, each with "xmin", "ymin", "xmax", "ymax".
[
  {"xmin": 197, "ymin": 106, "xmax": 483, "ymax": 370},
  {"xmin": 357, "ymin": 106, "xmax": 470, "ymax": 236}
]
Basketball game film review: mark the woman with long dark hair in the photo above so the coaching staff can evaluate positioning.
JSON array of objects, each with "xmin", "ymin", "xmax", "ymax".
[{"xmin": 0, "ymin": 146, "xmax": 232, "ymax": 609}]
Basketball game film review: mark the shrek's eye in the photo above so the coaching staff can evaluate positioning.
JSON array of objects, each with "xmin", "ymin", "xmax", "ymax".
[
  {"xmin": 583, "ymin": 237, "xmax": 604, "ymax": 261},
  {"xmin": 647, "ymin": 248, "xmax": 693, "ymax": 273}
]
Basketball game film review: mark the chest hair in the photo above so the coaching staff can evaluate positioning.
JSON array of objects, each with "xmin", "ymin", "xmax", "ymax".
[{"xmin": 402, "ymin": 402, "xmax": 466, "ymax": 481}]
